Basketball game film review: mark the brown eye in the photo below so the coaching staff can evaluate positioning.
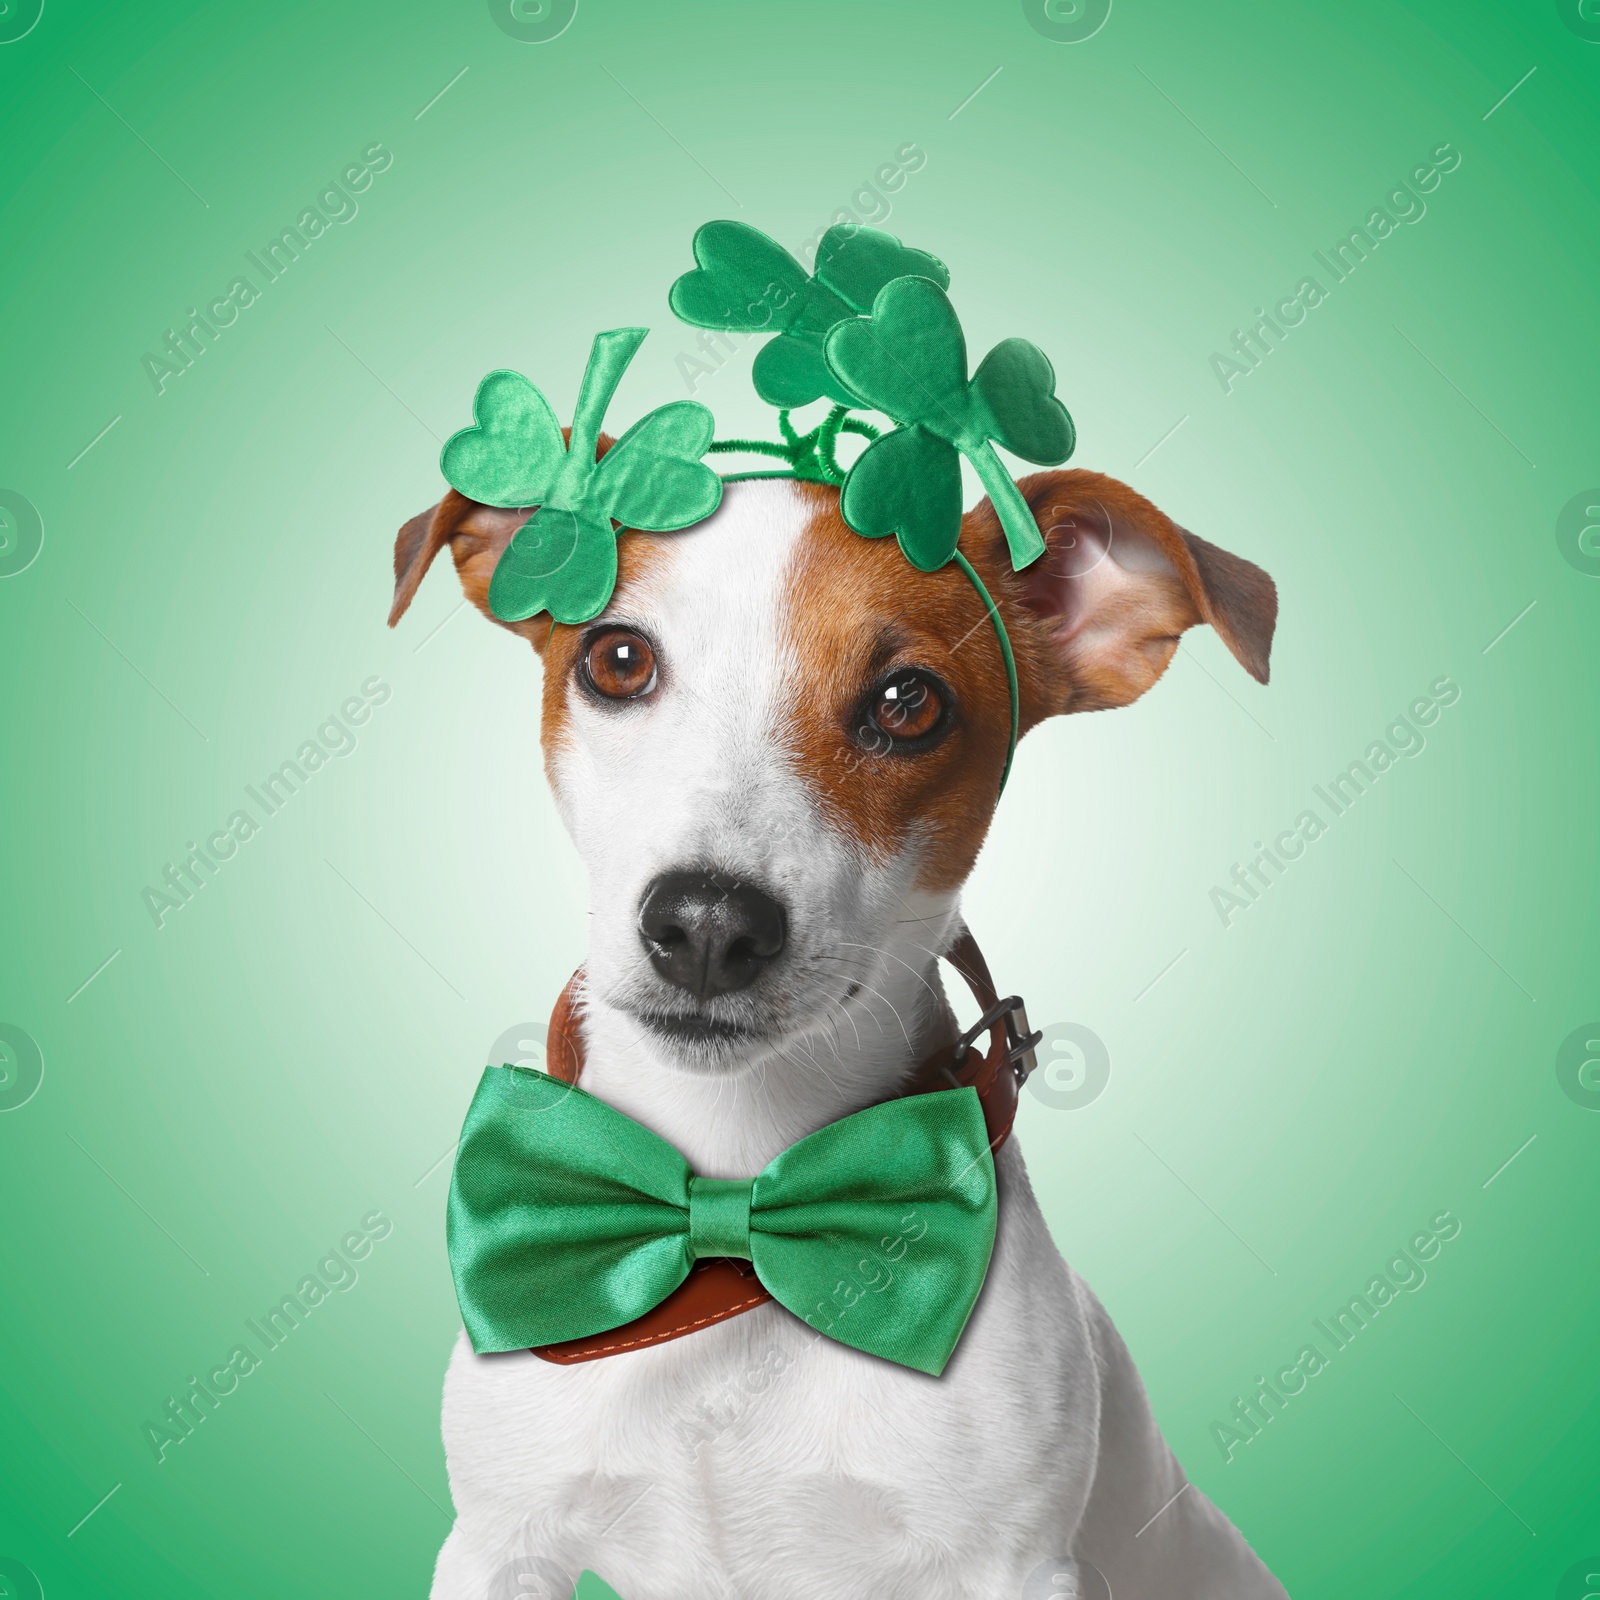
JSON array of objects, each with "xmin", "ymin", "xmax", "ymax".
[
  {"xmin": 583, "ymin": 629, "xmax": 657, "ymax": 700},
  {"xmin": 867, "ymin": 669, "xmax": 945, "ymax": 744}
]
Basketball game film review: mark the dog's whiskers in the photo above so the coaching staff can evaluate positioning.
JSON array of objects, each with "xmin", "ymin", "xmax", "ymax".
[
  {"xmin": 821, "ymin": 983, "xmax": 864, "ymax": 1052},
  {"xmin": 835, "ymin": 938, "xmax": 941, "ymax": 1004},
  {"xmin": 826, "ymin": 969, "xmax": 914, "ymax": 1054},
  {"xmin": 813, "ymin": 959, "xmax": 890, "ymax": 1038},
  {"xmin": 901, "ymin": 935, "xmax": 964, "ymax": 977}
]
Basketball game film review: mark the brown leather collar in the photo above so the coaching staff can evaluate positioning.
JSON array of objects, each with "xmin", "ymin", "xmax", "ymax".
[{"xmin": 531, "ymin": 927, "xmax": 1039, "ymax": 1364}]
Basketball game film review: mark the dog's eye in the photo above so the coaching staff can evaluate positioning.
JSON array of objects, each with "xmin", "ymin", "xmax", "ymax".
[
  {"xmin": 583, "ymin": 629, "xmax": 657, "ymax": 700},
  {"xmin": 866, "ymin": 669, "xmax": 944, "ymax": 744}
]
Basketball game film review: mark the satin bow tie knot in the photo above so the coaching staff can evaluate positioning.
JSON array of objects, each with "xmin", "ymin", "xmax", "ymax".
[
  {"xmin": 687, "ymin": 1176, "xmax": 755, "ymax": 1260},
  {"xmin": 447, "ymin": 1065, "xmax": 998, "ymax": 1376}
]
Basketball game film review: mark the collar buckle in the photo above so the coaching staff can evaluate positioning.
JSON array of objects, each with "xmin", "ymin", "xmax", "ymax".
[{"xmin": 949, "ymin": 994, "xmax": 1042, "ymax": 1088}]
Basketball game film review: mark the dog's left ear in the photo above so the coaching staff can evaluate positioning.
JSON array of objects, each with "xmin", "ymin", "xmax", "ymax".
[{"xmin": 972, "ymin": 468, "xmax": 1278, "ymax": 719}]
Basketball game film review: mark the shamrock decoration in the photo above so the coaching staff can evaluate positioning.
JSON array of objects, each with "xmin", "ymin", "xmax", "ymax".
[
  {"xmin": 669, "ymin": 220, "xmax": 949, "ymax": 410},
  {"xmin": 440, "ymin": 328, "xmax": 722, "ymax": 625},
  {"xmin": 823, "ymin": 275, "xmax": 1076, "ymax": 573},
  {"xmin": 423, "ymin": 223, "xmax": 1076, "ymax": 796}
]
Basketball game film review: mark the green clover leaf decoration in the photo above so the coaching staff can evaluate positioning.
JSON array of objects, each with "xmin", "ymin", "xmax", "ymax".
[
  {"xmin": 440, "ymin": 328, "xmax": 722, "ymax": 625},
  {"xmin": 823, "ymin": 275, "xmax": 1076, "ymax": 573},
  {"xmin": 669, "ymin": 220, "xmax": 949, "ymax": 410}
]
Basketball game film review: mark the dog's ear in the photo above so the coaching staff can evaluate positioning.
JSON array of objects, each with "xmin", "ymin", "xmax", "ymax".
[
  {"xmin": 971, "ymin": 468, "xmax": 1277, "ymax": 719},
  {"xmin": 389, "ymin": 491, "xmax": 547, "ymax": 646},
  {"xmin": 388, "ymin": 431, "xmax": 616, "ymax": 651}
]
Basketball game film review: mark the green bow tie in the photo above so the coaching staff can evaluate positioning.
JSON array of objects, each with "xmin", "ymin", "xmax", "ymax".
[{"xmin": 447, "ymin": 1067, "xmax": 997, "ymax": 1377}]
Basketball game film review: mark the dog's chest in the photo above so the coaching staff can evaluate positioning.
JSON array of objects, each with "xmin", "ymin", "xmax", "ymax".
[{"xmin": 437, "ymin": 1154, "xmax": 1100, "ymax": 1600}]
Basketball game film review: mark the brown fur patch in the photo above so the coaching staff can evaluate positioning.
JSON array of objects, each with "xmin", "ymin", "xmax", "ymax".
[{"xmin": 780, "ymin": 484, "xmax": 1013, "ymax": 894}]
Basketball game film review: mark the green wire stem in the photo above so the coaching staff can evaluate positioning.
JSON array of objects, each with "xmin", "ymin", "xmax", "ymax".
[
  {"xmin": 815, "ymin": 405, "xmax": 849, "ymax": 482},
  {"xmin": 839, "ymin": 417, "xmax": 883, "ymax": 441},
  {"xmin": 951, "ymin": 550, "xmax": 1019, "ymax": 795},
  {"xmin": 709, "ymin": 437, "xmax": 792, "ymax": 460}
]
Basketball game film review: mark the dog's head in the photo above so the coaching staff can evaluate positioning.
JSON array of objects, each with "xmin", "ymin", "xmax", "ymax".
[{"xmin": 392, "ymin": 457, "xmax": 1275, "ymax": 1074}]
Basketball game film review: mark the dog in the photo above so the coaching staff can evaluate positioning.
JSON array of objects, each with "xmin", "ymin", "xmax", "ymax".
[{"xmin": 391, "ymin": 456, "xmax": 1284, "ymax": 1599}]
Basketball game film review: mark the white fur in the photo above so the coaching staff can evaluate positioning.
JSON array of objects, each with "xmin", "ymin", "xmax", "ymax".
[{"xmin": 432, "ymin": 482, "xmax": 1286, "ymax": 1599}]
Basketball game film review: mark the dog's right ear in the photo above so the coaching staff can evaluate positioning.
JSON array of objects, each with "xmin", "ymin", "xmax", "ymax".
[
  {"xmin": 389, "ymin": 491, "xmax": 552, "ymax": 650},
  {"xmin": 391, "ymin": 429, "xmax": 619, "ymax": 650}
]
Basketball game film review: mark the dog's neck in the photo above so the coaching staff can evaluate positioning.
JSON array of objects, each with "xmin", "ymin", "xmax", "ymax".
[{"xmin": 574, "ymin": 895, "xmax": 965, "ymax": 1176}]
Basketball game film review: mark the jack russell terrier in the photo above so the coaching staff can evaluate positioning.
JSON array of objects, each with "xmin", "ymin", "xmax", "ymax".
[{"xmin": 390, "ymin": 452, "xmax": 1283, "ymax": 1599}]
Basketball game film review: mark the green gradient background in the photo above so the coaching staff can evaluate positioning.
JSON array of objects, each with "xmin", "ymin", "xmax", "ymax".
[{"xmin": 1, "ymin": 1, "xmax": 1597, "ymax": 1596}]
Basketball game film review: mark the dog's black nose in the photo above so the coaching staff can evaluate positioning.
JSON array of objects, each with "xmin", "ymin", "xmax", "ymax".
[{"xmin": 638, "ymin": 871, "xmax": 787, "ymax": 999}]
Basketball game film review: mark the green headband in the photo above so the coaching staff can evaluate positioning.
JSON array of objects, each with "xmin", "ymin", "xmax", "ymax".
[{"xmin": 438, "ymin": 221, "xmax": 1078, "ymax": 793}]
